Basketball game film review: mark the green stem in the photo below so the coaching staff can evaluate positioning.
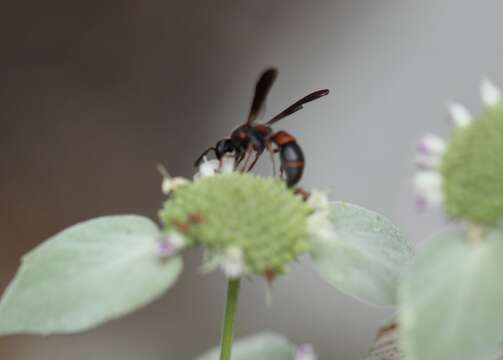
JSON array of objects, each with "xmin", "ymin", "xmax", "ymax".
[{"xmin": 219, "ymin": 278, "xmax": 241, "ymax": 360}]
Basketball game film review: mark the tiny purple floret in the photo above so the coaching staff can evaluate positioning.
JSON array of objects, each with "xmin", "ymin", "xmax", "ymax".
[
  {"xmin": 415, "ymin": 196, "xmax": 427, "ymax": 211},
  {"xmin": 416, "ymin": 142, "xmax": 429, "ymax": 155},
  {"xmin": 159, "ymin": 236, "xmax": 175, "ymax": 257},
  {"xmin": 295, "ymin": 343, "xmax": 317, "ymax": 360}
]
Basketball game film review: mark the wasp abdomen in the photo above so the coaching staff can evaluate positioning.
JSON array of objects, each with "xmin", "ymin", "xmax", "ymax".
[{"xmin": 272, "ymin": 131, "xmax": 305, "ymax": 187}]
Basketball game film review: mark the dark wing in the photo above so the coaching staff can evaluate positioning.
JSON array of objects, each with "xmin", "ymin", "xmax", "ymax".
[
  {"xmin": 246, "ymin": 68, "xmax": 278, "ymax": 125},
  {"xmin": 266, "ymin": 89, "xmax": 329, "ymax": 125}
]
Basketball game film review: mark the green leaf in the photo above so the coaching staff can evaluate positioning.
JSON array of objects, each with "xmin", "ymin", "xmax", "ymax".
[
  {"xmin": 194, "ymin": 332, "xmax": 295, "ymax": 360},
  {"xmin": 399, "ymin": 226, "xmax": 503, "ymax": 360},
  {"xmin": 310, "ymin": 202, "xmax": 413, "ymax": 306},
  {"xmin": 0, "ymin": 215, "xmax": 182, "ymax": 335}
]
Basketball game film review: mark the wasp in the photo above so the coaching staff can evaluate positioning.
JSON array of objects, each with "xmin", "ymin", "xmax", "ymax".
[{"xmin": 195, "ymin": 68, "xmax": 329, "ymax": 187}]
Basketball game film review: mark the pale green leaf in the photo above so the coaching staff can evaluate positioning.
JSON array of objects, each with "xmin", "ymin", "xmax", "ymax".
[
  {"xmin": 310, "ymin": 202, "xmax": 413, "ymax": 306},
  {"xmin": 399, "ymin": 227, "xmax": 503, "ymax": 360},
  {"xmin": 0, "ymin": 215, "xmax": 182, "ymax": 335},
  {"xmin": 194, "ymin": 332, "xmax": 295, "ymax": 360}
]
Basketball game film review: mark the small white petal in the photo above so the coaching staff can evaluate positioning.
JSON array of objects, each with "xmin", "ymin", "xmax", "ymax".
[
  {"xmin": 447, "ymin": 102, "xmax": 472, "ymax": 127},
  {"xmin": 414, "ymin": 153, "xmax": 442, "ymax": 169},
  {"xmin": 306, "ymin": 190, "xmax": 330, "ymax": 213},
  {"xmin": 220, "ymin": 155, "xmax": 235, "ymax": 174},
  {"xmin": 413, "ymin": 171, "xmax": 443, "ymax": 206},
  {"xmin": 161, "ymin": 178, "xmax": 174, "ymax": 194},
  {"xmin": 173, "ymin": 177, "xmax": 190, "ymax": 187},
  {"xmin": 427, "ymin": 191, "xmax": 444, "ymax": 205},
  {"xmin": 196, "ymin": 159, "xmax": 219, "ymax": 179},
  {"xmin": 414, "ymin": 171, "xmax": 442, "ymax": 190},
  {"xmin": 308, "ymin": 211, "xmax": 336, "ymax": 241},
  {"xmin": 169, "ymin": 231, "xmax": 186, "ymax": 248},
  {"xmin": 159, "ymin": 231, "xmax": 187, "ymax": 256},
  {"xmin": 295, "ymin": 344, "xmax": 317, "ymax": 360},
  {"xmin": 416, "ymin": 190, "xmax": 443, "ymax": 207},
  {"xmin": 417, "ymin": 134, "xmax": 446, "ymax": 156},
  {"xmin": 158, "ymin": 164, "xmax": 189, "ymax": 194},
  {"xmin": 162, "ymin": 177, "xmax": 189, "ymax": 194},
  {"xmin": 220, "ymin": 247, "xmax": 245, "ymax": 278},
  {"xmin": 481, "ymin": 76, "xmax": 501, "ymax": 107}
]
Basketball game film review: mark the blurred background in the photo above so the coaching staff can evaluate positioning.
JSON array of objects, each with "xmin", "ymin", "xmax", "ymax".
[{"xmin": 1, "ymin": 0, "xmax": 502, "ymax": 359}]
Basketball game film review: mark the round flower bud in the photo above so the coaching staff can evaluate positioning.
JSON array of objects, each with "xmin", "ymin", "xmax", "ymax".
[
  {"xmin": 158, "ymin": 173, "xmax": 311, "ymax": 277},
  {"xmin": 441, "ymin": 102, "xmax": 503, "ymax": 224}
]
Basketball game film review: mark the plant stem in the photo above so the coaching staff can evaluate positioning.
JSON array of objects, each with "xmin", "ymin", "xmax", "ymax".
[{"xmin": 219, "ymin": 278, "xmax": 241, "ymax": 360}]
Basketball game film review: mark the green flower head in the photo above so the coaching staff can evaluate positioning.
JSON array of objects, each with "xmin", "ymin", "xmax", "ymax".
[
  {"xmin": 158, "ymin": 163, "xmax": 327, "ymax": 279},
  {"xmin": 414, "ymin": 77, "xmax": 503, "ymax": 226}
]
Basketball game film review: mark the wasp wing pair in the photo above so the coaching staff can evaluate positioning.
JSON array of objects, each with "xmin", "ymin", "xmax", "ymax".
[
  {"xmin": 195, "ymin": 68, "xmax": 329, "ymax": 187},
  {"xmin": 247, "ymin": 68, "xmax": 328, "ymax": 126}
]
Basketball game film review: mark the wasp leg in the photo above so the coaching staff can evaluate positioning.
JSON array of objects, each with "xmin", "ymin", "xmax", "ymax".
[
  {"xmin": 293, "ymin": 187, "xmax": 311, "ymax": 201},
  {"xmin": 265, "ymin": 141, "xmax": 277, "ymax": 176},
  {"xmin": 247, "ymin": 147, "xmax": 266, "ymax": 172},
  {"xmin": 235, "ymin": 151, "xmax": 246, "ymax": 168},
  {"xmin": 247, "ymin": 152, "xmax": 260, "ymax": 172},
  {"xmin": 240, "ymin": 145, "xmax": 254, "ymax": 172}
]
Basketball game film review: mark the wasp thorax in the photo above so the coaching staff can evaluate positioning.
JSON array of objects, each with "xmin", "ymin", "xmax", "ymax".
[
  {"xmin": 441, "ymin": 102, "xmax": 503, "ymax": 225},
  {"xmin": 158, "ymin": 173, "xmax": 311, "ymax": 277}
]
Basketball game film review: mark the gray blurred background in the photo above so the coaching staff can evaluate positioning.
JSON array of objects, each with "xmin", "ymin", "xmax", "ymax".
[{"xmin": 1, "ymin": 0, "xmax": 502, "ymax": 359}]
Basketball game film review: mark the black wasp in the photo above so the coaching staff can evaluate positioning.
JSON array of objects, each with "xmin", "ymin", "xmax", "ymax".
[{"xmin": 194, "ymin": 68, "xmax": 329, "ymax": 187}]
